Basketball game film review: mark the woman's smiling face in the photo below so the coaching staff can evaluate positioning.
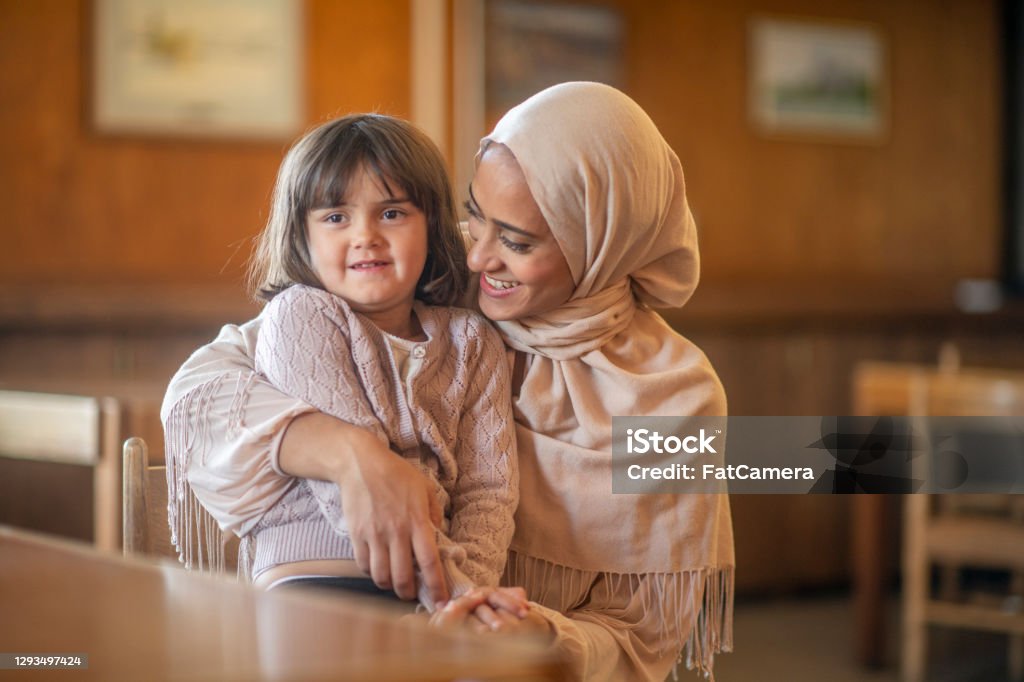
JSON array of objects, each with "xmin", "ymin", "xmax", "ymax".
[{"xmin": 465, "ymin": 144, "xmax": 575, "ymax": 321}]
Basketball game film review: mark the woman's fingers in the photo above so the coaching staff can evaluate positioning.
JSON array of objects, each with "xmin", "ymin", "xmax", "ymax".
[
  {"xmin": 388, "ymin": 531, "xmax": 416, "ymax": 600},
  {"xmin": 427, "ymin": 490, "xmax": 444, "ymax": 530},
  {"xmin": 336, "ymin": 442, "xmax": 448, "ymax": 604},
  {"xmin": 352, "ymin": 538, "xmax": 371, "ymax": 576},
  {"xmin": 411, "ymin": 525, "xmax": 448, "ymax": 606},
  {"xmin": 486, "ymin": 608, "xmax": 524, "ymax": 632},
  {"xmin": 428, "ymin": 588, "xmax": 530, "ymax": 634},
  {"xmin": 429, "ymin": 594, "xmax": 474, "ymax": 630},
  {"xmin": 368, "ymin": 539, "xmax": 392, "ymax": 591},
  {"xmin": 472, "ymin": 603, "xmax": 523, "ymax": 632},
  {"xmin": 486, "ymin": 588, "xmax": 530, "ymax": 618},
  {"xmin": 472, "ymin": 603, "xmax": 501, "ymax": 630}
]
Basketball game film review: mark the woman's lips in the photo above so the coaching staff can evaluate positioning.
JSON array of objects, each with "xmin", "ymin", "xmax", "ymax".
[{"xmin": 480, "ymin": 273, "xmax": 520, "ymax": 297}]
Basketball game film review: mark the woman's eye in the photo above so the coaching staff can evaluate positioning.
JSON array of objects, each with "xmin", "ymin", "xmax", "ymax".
[
  {"xmin": 499, "ymin": 234, "xmax": 530, "ymax": 253},
  {"xmin": 463, "ymin": 200, "xmax": 483, "ymax": 222}
]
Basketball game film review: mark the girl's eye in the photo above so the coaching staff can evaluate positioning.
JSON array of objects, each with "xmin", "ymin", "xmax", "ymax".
[
  {"xmin": 325, "ymin": 213, "xmax": 345, "ymax": 224},
  {"xmin": 382, "ymin": 208, "xmax": 405, "ymax": 220},
  {"xmin": 499, "ymin": 234, "xmax": 530, "ymax": 253}
]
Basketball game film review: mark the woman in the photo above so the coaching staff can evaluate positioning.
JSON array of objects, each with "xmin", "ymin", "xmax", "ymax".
[{"xmin": 162, "ymin": 82, "xmax": 734, "ymax": 680}]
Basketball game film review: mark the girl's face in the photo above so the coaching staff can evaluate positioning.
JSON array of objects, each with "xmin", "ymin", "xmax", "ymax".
[
  {"xmin": 306, "ymin": 166, "xmax": 428, "ymax": 335},
  {"xmin": 465, "ymin": 144, "xmax": 575, "ymax": 321}
]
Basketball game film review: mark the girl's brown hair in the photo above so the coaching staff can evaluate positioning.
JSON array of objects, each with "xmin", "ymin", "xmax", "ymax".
[{"xmin": 249, "ymin": 114, "xmax": 468, "ymax": 305}]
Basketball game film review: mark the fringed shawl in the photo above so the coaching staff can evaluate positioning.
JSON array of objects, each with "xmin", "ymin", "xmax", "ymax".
[
  {"xmin": 164, "ymin": 372, "xmax": 246, "ymax": 575},
  {"xmin": 481, "ymin": 82, "xmax": 735, "ymax": 675}
]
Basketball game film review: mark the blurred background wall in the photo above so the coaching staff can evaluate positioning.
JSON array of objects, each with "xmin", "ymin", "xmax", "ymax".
[
  {"xmin": 0, "ymin": 0, "xmax": 1018, "ymax": 597},
  {"xmin": 0, "ymin": 0, "xmax": 999, "ymax": 290}
]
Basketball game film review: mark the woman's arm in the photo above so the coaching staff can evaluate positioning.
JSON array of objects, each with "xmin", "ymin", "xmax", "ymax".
[
  {"xmin": 524, "ymin": 601, "xmax": 680, "ymax": 682},
  {"xmin": 280, "ymin": 412, "xmax": 447, "ymax": 602},
  {"xmin": 161, "ymin": 318, "xmax": 313, "ymax": 536},
  {"xmin": 431, "ymin": 574, "xmax": 683, "ymax": 681}
]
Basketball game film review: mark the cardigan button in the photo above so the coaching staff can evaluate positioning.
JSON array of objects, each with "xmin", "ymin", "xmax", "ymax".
[{"xmin": 412, "ymin": 345, "xmax": 426, "ymax": 359}]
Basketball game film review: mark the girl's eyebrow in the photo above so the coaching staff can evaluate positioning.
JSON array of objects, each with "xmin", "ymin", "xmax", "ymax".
[
  {"xmin": 312, "ymin": 196, "xmax": 413, "ymax": 209},
  {"xmin": 467, "ymin": 184, "xmax": 537, "ymax": 239}
]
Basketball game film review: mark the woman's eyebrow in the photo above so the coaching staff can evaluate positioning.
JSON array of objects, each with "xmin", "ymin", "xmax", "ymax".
[{"xmin": 467, "ymin": 184, "xmax": 537, "ymax": 239}]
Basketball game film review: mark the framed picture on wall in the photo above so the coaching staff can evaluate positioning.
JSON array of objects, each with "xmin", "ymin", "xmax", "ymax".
[
  {"xmin": 449, "ymin": 0, "xmax": 624, "ymax": 209},
  {"xmin": 92, "ymin": 0, "xmax": 303, "ymax": 139},
  {"xmin": 482, "ymin": 0, "xmax": 623, "ymax": 128},
  {"xmin": 748, "ymin": 16, "xmax": 887, "ymax": 140}
]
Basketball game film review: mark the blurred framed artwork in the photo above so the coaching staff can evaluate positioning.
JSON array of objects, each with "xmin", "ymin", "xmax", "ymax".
[
  {"xmin": 450, "ymin": 0, "xmax": 623, "ymax": 205},
  {"xmin": 748, "ymin": 16, "xmax": 887, "ymax": 140},
  {"xmin": 92, "ymin": 0, "xmax": 303, "ymax": 139},
  {"xmin": 482, "ymin": 0, "xmax": 623, "ymax": 128}
]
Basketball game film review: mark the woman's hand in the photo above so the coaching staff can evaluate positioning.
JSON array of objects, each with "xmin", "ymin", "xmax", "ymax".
[
  {"xmin": 430, "ymin": 587, "xmax": 552, "ymax": 639},
  {"xmin": 341, "ymin": 437, "xmax": 447, "ymax": 603},
  {"xmin": 278, "ymin": 412, "xmax": 449, "ymax": 604}
]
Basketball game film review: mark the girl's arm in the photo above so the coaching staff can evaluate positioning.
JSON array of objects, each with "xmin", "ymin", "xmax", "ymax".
[
  {"xmin": 445, "ymin": 316, "xmax": 519, "ymax": 588},
  {"xmin": 253, "ymin": 286, "xmax": 447, "ymax": 603},
  {"xmin": 161, "ymin": 308, "xmax": 448, "ymax": 603}
]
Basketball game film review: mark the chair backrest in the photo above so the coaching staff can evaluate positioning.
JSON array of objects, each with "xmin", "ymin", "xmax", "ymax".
[
  {"xmin": 122, "ymin": 437, "xmax": 174, "ymax": 559},
  {"xmin": 854, "ymin": 361, "xmax": 1024, "ymax": 416},
  {"xmin": 122, "ymin": 437, "xmax": 237, "ymax": 572},
  {"xmin": 854, "ymin": 361, "xmax": 1024, "ymax": 504},
  {"xmin": 913, "ymin": 369, "xmax": 1024, "ymax": 516},
  {"xmin": 917, "ymin": 369, "xmax": 1024, "ymax": 417},
  {"xmin": 0, "ymin": 389, "xmax": 122, "ymax": 550}
]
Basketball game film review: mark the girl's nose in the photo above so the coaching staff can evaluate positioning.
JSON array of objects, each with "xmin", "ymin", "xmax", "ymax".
[
  {"xmin": 351, "ymin": 219, "xmax": 382, "ymax": 248},
  {"xmin": 467, "ymin": 236, "xmax": 500, "ymax": 273}
]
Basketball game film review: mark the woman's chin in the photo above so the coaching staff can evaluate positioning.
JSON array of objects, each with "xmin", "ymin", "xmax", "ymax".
[{"xmin": 478, "ymin": 295, "xmax": 517, "ymax": 322}]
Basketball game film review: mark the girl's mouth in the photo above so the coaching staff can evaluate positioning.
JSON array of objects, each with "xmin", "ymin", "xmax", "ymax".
[{"xmin": 350, "ymin": 260, "xmax": 390, "ymax": 271}]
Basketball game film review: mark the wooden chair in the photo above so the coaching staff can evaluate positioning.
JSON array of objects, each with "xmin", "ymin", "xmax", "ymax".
[
  {"xmin": 122, "ymin": 437, "xmax": 237, "ymax": 573},
  {"xmin": 898, "ymin": 366, "xmax": 1024, "ymax": 682},
  {"xmin": 851, "ymin": 361, "xmax": 933, "ymax": 667},
  {"xmin": 0, "ymin": 389, "xmax": 121, "ymax": 550}
]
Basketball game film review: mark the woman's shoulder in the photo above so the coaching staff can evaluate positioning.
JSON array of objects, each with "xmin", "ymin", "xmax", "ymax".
[{"xmin": 619, "ymin": 309, "xmax": 728, "ymax": 416}]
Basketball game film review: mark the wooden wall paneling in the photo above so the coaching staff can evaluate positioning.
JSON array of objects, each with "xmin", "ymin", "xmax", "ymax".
[
  {"xmin": 684, "ymin": 313, "xmax": 1024, "ymax": 593},
  {"xmin": 0, "ymin": 0, "xmax": 413, "ymax": 289},
  {"xmin": 622, "ymin": 0, "xmax": 999, "ymax": 293}
]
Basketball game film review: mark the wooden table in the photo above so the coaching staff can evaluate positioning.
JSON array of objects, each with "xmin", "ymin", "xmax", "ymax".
[{"xmin": 0, "ymin": 527, "xmax": 565, "ymax": 681}]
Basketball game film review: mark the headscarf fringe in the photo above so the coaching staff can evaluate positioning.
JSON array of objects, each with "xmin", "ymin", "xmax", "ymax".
[
  {"xmin": 504, "ymin": 551, "xmax": 733, "ymax": 679},
  {"xmin": 163, "ymin": 373, "xmax": 240, "ymax": 576}
]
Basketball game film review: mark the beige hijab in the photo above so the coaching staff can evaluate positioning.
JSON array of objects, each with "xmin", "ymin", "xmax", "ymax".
[{"xmin": 482, "ymin": 82, "xmax": 734, "ymax": 671}]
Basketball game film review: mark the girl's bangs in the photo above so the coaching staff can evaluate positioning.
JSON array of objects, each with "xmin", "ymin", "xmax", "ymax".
[{"xmin": 304, "ymin": 138, "xmax": 410, "ymax": 211}]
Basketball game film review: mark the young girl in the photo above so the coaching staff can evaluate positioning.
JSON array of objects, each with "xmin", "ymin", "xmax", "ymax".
[{"xmin": 172, "ymin": 114, "xmax": 518, "ymax": 611}]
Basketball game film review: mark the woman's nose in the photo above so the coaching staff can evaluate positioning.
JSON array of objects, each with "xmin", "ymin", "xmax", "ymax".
[{"xmin": 466, "ymin": 237, "xmax": 500, "ymax": 272}]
